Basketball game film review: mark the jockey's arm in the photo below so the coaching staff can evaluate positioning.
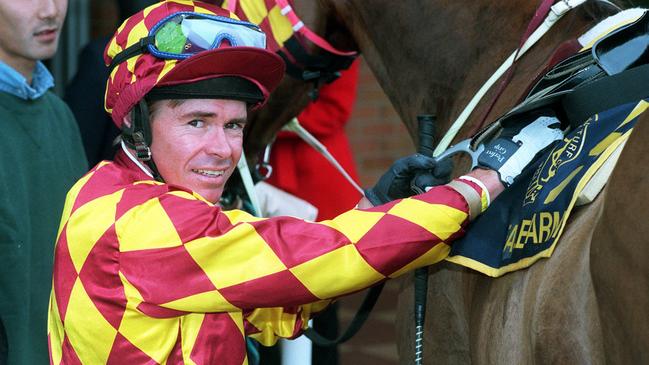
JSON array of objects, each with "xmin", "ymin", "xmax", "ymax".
[
  {"xmin": 363, "ymin": 113, "xmax": 564, "ymax": 208},
  {"xmin": 358, "ymin": 168, "xmax": 504, "ymax": 209}
]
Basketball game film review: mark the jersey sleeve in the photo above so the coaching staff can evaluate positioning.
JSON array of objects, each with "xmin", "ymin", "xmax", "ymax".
[
  {"xmin": 241, "ymin": 299, "xmax": 330, "ymax": 345},
  {"xmin": 114, "ymin": 178, "xmax": 486, "ymax": 318}
]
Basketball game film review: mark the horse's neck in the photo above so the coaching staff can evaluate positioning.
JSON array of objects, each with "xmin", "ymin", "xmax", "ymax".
[
  {"xmin": 438, "ymin": 7, "xmax": 604, "ymax": 140},
  {"xmin": 337, "ymin": 1, "xmax": 539, "ymax": 137},
  {"xmin": 465, "ymin": 9, "xmax": 604, "ymax": 131},
  {"xmin": 343, "ymin": 1, "xmax": 606, "ymax": 140}
]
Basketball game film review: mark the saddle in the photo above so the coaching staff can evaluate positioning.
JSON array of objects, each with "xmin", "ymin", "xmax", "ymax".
[
  {"xmin": 594, "ymin": 10, "xmax": 649, "ymax": 75},
  {"xmin": 438, "ymin": 12, "xmax": 649, "ymax": 174},
  {"xmin": 445, "ymin": 10, "xmax": 649, "ymax": 277},
  {"xmin": 466, "ymin": 11, "xmax": 648, "ymax": 150}
]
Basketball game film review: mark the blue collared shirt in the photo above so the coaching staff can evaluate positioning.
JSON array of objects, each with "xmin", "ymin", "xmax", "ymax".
[{"xmin": 0, "ymin": 60, "xmax": 54, "ymax": 100}]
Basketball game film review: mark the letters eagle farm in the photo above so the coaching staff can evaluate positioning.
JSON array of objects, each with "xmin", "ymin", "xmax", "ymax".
[{"xmin": 503, "ymin": 120, "xmax": 589, "ymax": 256}]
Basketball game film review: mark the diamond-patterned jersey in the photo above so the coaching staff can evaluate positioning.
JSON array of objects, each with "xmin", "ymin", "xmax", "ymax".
[
  {"xmin": 221, "ymin": 0, "xmax": 294, "ymax": 53},
  {"xmin": 48, "ymin": 150, "xmax": 487, "ymax": 364}
]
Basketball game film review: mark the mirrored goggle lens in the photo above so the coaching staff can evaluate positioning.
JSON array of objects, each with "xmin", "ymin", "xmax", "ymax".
[{"xmin": 151, "ymin": 13, "xmax": 267, "ymax": 57}]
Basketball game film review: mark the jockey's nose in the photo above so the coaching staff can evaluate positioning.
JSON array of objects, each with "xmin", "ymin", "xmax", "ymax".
[{"xmin": 204, "ymin": 127, "xmax": 234, "ymax": 159}]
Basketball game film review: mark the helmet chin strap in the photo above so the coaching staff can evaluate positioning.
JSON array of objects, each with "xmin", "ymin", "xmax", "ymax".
[
  {"xmin": 122, "ymin": 99, "xmax": 164, "ymax": 181},
  {"xmin": 120, "ymin": 140, "xmax": 154, "ymax": 178}
]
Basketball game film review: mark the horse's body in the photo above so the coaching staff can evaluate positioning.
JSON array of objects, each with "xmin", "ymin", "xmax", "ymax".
[
  {"xmin": 247, "ymin": 0, "xmax": 649, "ymax": 363},
  {"xmin": 314, "ymin": 1, "xmax": 649, "ymax": 363}
]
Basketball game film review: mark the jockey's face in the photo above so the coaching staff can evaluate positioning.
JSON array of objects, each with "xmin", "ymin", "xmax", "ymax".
[{"xmin": 149, "ymin": 98, "xmax": 247, "ymax": 204}]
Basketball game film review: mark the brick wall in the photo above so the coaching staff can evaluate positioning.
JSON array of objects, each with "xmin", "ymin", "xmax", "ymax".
[{"xmin": 346, "ymin": 58, "xmax": 415, "ymax": 187}]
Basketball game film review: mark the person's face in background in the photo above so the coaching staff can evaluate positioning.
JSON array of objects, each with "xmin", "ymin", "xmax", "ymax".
[{"xmin": 0, "ymin": 0, "xmax": 67, "ymax": 79}]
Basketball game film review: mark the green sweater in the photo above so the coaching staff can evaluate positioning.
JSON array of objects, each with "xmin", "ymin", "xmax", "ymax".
[{"xmin": 0, "ymin": 91, "xmax": 87, "ymax": 365}]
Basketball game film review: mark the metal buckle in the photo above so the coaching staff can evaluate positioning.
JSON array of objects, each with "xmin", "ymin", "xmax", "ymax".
[
  {"xmin": 132, "ymin": 131, "xmax": 152, "ymax": 161},
  {"xmin": 255, "ymin": 142, "xmax": 274, "ymax": 180}
]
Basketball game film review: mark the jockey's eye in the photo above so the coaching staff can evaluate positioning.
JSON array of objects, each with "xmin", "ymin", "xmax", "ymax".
[
  {"xmin": 225, "ymin": 121, "xmax": 245, "ymax": 130},
  {"xmin": 188, "ymin": 120, "xmax": 204, "ymax": 128}
]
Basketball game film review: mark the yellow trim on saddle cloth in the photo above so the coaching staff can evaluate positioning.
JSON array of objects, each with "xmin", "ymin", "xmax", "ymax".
[{"xmin": 444, "ymin": 12, "xmax": 649, "ymax": 277}]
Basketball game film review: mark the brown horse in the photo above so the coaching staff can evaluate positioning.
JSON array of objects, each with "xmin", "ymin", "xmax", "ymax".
[
  {"xmin": 320, "ymin": 1, "xmax": 649, "ymax": 363},
  {"xmin": 246, "ymin": 0, "xmax": 649, "ymax": 363}
]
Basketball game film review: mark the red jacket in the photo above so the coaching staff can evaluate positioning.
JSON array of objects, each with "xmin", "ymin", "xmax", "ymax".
[{"xmin": 267, "ymin": 61, "xmax": 361, "ymax": 220}]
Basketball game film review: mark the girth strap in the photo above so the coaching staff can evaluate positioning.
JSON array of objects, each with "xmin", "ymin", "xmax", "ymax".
[
  {"xmin": 563, "ymin": 62, "xmax": 649, "ymax": 125},
  {"xmin": 304, "ymin": 284, "xmax": 385, "ymax": 346}
]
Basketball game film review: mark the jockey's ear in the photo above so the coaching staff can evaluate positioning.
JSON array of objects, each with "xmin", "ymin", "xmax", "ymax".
[{"xmin": 122, "ymin": 112, "xmax": 132, "ymax": 129}]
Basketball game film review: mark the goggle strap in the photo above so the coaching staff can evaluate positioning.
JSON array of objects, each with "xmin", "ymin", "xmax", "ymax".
[{"xmin": 109, "ymin": 36, "xmax": 155, "ymax": 73}]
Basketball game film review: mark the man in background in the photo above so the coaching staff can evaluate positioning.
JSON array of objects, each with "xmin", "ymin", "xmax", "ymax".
[
  {"xmin": 65, "ymin": 0, "xmax": 157, "ymax": 166},
  {"xmin": 0, "ymin": 1, "xmax": 87, "ymax": 364}
]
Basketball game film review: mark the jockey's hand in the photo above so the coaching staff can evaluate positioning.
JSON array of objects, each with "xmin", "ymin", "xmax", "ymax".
[
  {"xmin": 410, "ymin": 158, "xmax": 453, "ymax": 194},
  {"xmin": 364, "ymin": 154, "xmax": 453, "ymax": 205},
  {"xmin": 477, "ymin": 112, "xmax": 563, "ymax": 186}
]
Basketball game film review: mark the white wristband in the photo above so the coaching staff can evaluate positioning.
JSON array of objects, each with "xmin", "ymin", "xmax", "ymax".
[{"xmin": 458, "ymin": 175, "xmax": 490, "ymax": 207}]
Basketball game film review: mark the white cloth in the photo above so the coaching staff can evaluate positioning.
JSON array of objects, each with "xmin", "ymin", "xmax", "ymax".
[
  {"xmin": 254, "ymin": 181, "xmax": 318, "ymax": 220},
  {"xmin": 578, "ymin": 8, "xmax": 647, "ymax": 47}
]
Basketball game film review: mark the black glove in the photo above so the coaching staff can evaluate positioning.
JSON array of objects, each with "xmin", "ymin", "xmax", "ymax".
[
  {"xmin": 364, "ymin": 154, "xmax": 453, "ymax": 205},
  {"xmin": 410, "ymin": 157, "xmax": 453, "ymax": 194},
  {"xmin": 477, "ymin": 111, "xmax": 563, "ymax": 186}
]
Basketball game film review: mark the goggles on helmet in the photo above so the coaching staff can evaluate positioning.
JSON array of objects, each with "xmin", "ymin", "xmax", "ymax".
[{"xmin": 109, "ymin": 12, "xmax": 267, "ymax": 71}]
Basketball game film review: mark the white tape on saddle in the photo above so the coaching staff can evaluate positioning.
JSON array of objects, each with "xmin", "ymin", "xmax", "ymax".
[
  {"xmin": 576, "ymin": 138, "xmax": 627, "ymax": 206},
  {"xmin": 499, "ymin": 116, "xmax": 564, "ymax": 185}
]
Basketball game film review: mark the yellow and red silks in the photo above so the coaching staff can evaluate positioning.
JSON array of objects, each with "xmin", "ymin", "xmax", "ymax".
[
  {"xmin": 221, "ymin": 0, "xmax": 295, "ymax": 53},
  {"xmin": 48, "ymin": 149, "xmax": 485, "ymax": 364}
]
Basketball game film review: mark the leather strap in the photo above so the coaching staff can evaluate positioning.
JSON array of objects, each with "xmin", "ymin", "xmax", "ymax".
[
  {"xmin": 275, "ymin": 0, "xmax": 357, "ymax": 57},
  {"xmin": 304, "ymin": 283, "xmax": 385, "ymax": 346},
  {"xmin": 447, "ymin": 180, "xmax": 483, "ymax": 221},
  {"xmin": 563, "ymin": 62, "xmax": 649, "ymax": 125},
  {"xmin": 434, "ymin": 0, "xmax": 587, "ymax": 157}
]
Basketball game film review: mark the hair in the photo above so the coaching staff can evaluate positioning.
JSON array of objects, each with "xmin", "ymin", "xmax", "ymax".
[
  {"xmin": 147, "ymin": 99, "xmax": 187, "ymax": 121},
  {"xmin": 116, "ymin": 0, "xmax": 158, "ymax": 23}
]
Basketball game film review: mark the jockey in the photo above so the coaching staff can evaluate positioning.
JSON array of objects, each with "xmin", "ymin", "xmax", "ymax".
[{"xmin": 47, "ymin": 1, "xmax": 564, "ymax": 364}]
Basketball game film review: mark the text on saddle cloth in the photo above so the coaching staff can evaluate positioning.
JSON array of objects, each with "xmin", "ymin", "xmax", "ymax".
[
  {"xmin": 445, "ymin": 99, "xmax": 649, "ymax": 277},
  {"xmin": 439, "ymin": 11, "xmax": 649, "ymax": 276}
]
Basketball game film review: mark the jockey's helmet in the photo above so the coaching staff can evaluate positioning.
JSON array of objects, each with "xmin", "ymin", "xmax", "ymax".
[{"xmin": 103, "ymin": 0, "xmax": 285, "ymax": 130}]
